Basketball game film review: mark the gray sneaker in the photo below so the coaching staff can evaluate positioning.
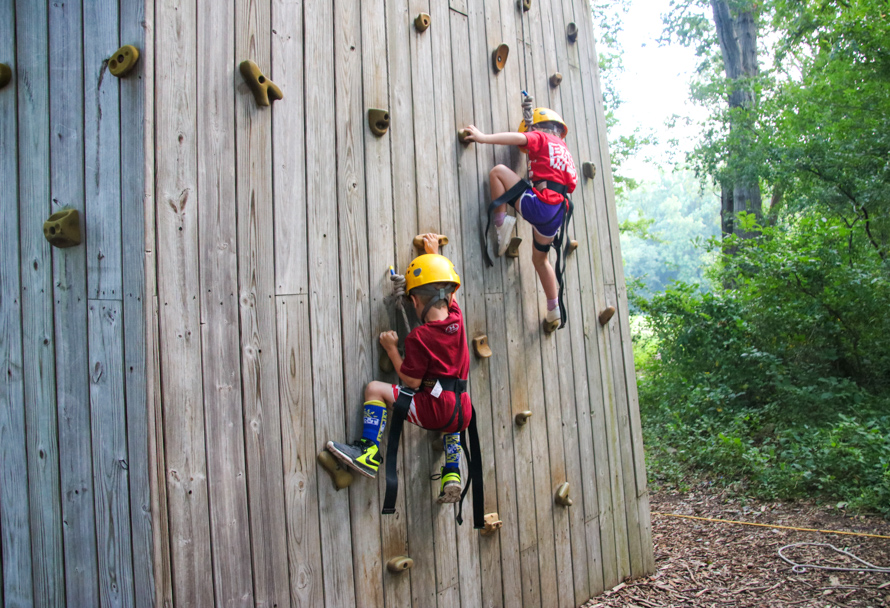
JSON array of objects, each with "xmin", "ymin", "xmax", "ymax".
[{"xmin": 495, "ymin": 215, "xmax": 517, "ymax": 257}]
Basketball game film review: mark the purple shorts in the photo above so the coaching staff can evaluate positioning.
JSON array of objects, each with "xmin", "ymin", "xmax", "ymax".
[{"xmin": 516, "ymin": 190, "xmax": 565, "ymax": 238}]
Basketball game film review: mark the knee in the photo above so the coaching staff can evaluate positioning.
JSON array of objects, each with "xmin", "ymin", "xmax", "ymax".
[
  {"xmin": 532, "ymin": 250, "xmax": 551, "ymax": 271},
  {"xmin": 489, "ymin": 164, "xmax": 509, "ymax": 182}
]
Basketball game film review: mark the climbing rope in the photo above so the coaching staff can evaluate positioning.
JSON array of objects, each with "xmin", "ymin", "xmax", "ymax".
[
  {"xmin": 385, "ymin": 269, "xmax": 416, "ymax": 334},
  {"xmin": 778, "ymin": 542, "xmax": 890, "ymax": 575},
  {"xmin": 652, "ymin": 512, "xmax": 890, "ymax": 540}
]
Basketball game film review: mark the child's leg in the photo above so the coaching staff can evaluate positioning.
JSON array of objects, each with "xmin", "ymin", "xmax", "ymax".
[
  {"xmin": 531, "ymin": 231, "xmax": 558, "ymax": 302},
  {"xmin": 359, "ymin": 381, "xmax": 397, "ymax": 446},
  {"xmin": 489, "ymin": 164, "xmax": 522, "ymax": 215},
  {"xmin": 443, "ymin": 433, "xmax": 461, "ymax": 469}
]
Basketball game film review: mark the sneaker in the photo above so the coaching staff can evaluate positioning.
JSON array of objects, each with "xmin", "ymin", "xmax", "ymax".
[
  {"xmin": 495, "ymin": 215, "xmax": 517, "ymax": 257},
  {"xmin": 434, "ymin": 466, "xmax": 462, "ymax": 504},
  {"xmin": 543, "ymin": 306, "xmax": 561, "ymax": 334},
  {"xmin": 326, "ymin": 438, "xmax": 381, "ymax": 478}
]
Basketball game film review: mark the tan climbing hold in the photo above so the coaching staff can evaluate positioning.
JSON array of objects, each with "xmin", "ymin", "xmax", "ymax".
[
  {"xmin": 239, "ymin": 60, "xmax": 283, "ymax": 107},
  {"xmin": 368, "ymin": 108, "xmax": 390, "ymax": 136},
  {"xmin": 521, "ymin": 0, "xmax": 532, "ymax": 12},
  {"xmin": 108, "ymin": 45, "xmax": 140, "ymax": 77},
  {"xmin": 514, "ymin": 410, "xmax": 532, "ymax": 426},
  {"xmin": 472, "ymin": 335, "xmax": 492, "ymax": 359},
  {"xmin": 43, "ymin": 209, "xmax": 81, "ymax": 248},
  {"xmin": 567, "ymin": 239, "xmax": 578, "ymax": 254},
  {"xmin": 492, "ymin": 43, "xmax": 510, "ymax": 72},
  {"xmin": 549, "ymin": 72, "xmax": 563, "ymax": 88},
  {"xmin": 598, "ymin": 306, "xmax": 616, "ymax": 326},
  {"xmin": 414, "ymin": 13, "xmax": 431, "ymax": 32},
  {"xmin": 317, "ymin": 450, "xmax": 354, "ymax": 491},
  {"xmin": 458, "ymin": 129, "xmax": 471, "ymax": 145},
  {"xmin": 582, "ymin": 161, "xmax": 596, "ymax": 179},
  {"xmin": 555, "ymin": 482, "xmax": 573, "ymax": 506},
  {"xmin": 566, "ymin": 22, "xmax": 578, "ymax": 43},
  {"xmin": 386, "ymin": 556, "xmax": 414, "ymax": 573},
  {"xmin": 413, "ymin": 234, "xmax": 448, "ymax": 250},
  {"xmin": 0, "ymin": 63, "xmax": 13, "ymax": 89},
  {"xmin": 481, "ymin": 512, "xmax": 503, "ymax": 536},
  {"xmin": 505, "ymin": 236, "xmax": 522, "ymax": 258}
]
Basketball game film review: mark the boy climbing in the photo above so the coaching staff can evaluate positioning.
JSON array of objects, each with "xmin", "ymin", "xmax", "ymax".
[
  {"xmin": 463, "ymin": 97, "xmax": 577, "ymax": 333},
  {"xmin": 326, "ymin": 234, "xmax": 483, "ymax": 525}
]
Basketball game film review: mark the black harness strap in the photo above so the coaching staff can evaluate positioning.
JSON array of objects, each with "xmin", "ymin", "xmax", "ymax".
[
  {"xmin": 456, "ymin": 407, "xmax": 484, "ymax": 529},
  {"xmin": 382, "ymin": 386, "xmax": 414, "ymax": 515},
  {"xmin": 483, "ymin": 178, "xmax": 533, "ymax": 267}
]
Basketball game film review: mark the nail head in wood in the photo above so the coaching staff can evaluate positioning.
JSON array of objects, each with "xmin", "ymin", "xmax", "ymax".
[
  {"xmin": 472, "ymin": 335, "xmax": 492, "ymax": 359},
  {"xmin": 598, "ymin": 306, "xmax": 616, "ymax": 326}
]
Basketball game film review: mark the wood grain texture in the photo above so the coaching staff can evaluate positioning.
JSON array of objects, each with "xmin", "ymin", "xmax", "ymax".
[{"xmin": 88, "ymin": 300, "xmax": 136, "ymax": 607}]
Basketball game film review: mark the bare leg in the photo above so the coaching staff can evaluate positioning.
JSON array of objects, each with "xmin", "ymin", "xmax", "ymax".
[
  {"xmin": 489, "ymin": 164, "xmax": 522, "ymax": 214},
  {"xmin": 364, "ymin": 380, "xmax": 395, "ymax": 407},
  {"xmin": 531, "ymin": 230, "xmax": 558, "ymax": 301}
]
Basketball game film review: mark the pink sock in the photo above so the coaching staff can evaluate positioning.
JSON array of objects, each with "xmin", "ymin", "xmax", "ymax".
[
  {"xmin": 494, "ymin": 211, "xmax": 506, "ymax": 227},
  {"xmin": 547, "ymin": 298, "xmax": 558, "ymax": 311}
]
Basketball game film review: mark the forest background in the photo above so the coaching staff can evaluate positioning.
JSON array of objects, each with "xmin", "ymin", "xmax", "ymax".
[{"xmin": 592, "ymin": 0, "xmax": 890, "ymax": 515}]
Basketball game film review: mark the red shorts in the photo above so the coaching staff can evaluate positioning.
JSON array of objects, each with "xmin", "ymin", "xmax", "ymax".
[{"xmin": 392, "ymin": 385, "xmax": 472, "ymax": 433}]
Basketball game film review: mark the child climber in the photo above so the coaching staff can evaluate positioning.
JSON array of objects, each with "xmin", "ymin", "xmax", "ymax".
[
  {"xmin": 463, "ymin": 101, "xmax": 577, "ymax": 333},
  {"xmin": 327, "ymin": 234, "xmax": 482, "ymax": 519}
]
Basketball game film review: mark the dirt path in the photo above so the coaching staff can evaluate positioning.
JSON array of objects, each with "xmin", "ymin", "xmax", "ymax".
[{"xmin": 582, "ymin": 488, "xmax": 890, "ymax": 607}]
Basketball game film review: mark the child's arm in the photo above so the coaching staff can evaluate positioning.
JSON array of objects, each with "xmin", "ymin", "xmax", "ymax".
[
  {"xmin": 463, "ymin": 124, "xmax": 527, "ymax": 147},
  {"xmin": 380, "ymin": 331, "xmax": 422, "ymax": 389}
]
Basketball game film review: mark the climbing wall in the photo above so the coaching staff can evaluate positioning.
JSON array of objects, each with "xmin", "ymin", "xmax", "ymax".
[{"xmin": 144, "ymin": 0, "xmax": 655, "ymax": 607}]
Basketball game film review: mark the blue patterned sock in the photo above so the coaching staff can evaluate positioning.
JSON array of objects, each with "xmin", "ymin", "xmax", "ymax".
[
  {"xmin": 444, "ymin": 433, "xmax": 461, "ymax": 468},
  {"xmin": 361, "ymin": 400, "xmax": 388, "ymax": 446}
]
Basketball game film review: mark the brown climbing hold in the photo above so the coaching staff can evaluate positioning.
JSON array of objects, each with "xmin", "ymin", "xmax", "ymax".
[
  {"xmin": 555, "ymin": 482, "xmax": 572, "ymax": 506},
  {"xmin": 387, "ymin": 556, "xmax": 414, "ymax": 573},
  {"xmin": 549, "ymin": 72, "xmax": 563, "ymax": 88},
  {"xmin": 0, "ymin": 63, "xmax": 12, "ymax": 89},
  {"xmin": 413, "ymin": 234, "xmax": 448, "ymax": 250},
  {"xmin": 514, "ymin": 410, "xmax": 533, "ymax": 426},
  {"xmin": 317, "ymin": 450, "xmax": 354, "ymax": 491},
  {"xmin": 521, "ymin": 0, "xmax": 532, "ymax": 12},
  {"xmin": 472, "ymin": 335, "xmax": 492, "ymax": 359},
  {"xmin": 414, "ymin": 13, "xmax": 431, "ymax": 32},
  {"xmin": 492, "ymin": 43, "xmax": 510, "ymax": 72},
  {"xmin": 43, "ymin": 209, "xmax": 81, "ymax": 248},
  {"xmin": 567, "ymin": 239, "xmax": 578, "ymax": 254},
  {"xmin": 108, "ymin": 45, "xmax": 140, "ymax": 77},
  {"xmin": 481, "ymin": 512, "xmax": 503, "ymax": 536},
  {"xmin": 505, "ymin": 236, "xmax": 522, "ymax": 258},
  {"xmin": 582, "ymin": 161, "xmax": 596, "ymax": 180},
  {"xmin": 598, "ymin": 306, "xmax": 616, "ymax": 326},
  {"xmin": 239, "ymin": 60, "xmax": 283, "ymax": 107},
  {"xmin": 368, "ymin": 108, "xmax": 390, "ymax": 136},
  {"xmin": 458, "ymin": 129, "xmax": 471, "ymax": 145},
  {"xmin": 566, "ymin": 22, "xmax": 579, "ymax": 43}
]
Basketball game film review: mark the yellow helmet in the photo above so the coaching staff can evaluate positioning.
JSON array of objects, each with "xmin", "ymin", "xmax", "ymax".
[
  {"xmin": 517, "ymin": 107, "xmax": 568, "ymax": 138},
  {"xmin": 405, "ymin": 254, "xmax": 461, "ymax": 293}
]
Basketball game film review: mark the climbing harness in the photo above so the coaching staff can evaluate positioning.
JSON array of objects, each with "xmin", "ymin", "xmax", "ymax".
[{"xmin": 779, "ymin": 542, "xmax": 890, "ymax": 574}]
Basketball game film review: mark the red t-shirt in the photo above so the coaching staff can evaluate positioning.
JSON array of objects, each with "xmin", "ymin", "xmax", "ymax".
[
  {"xmin": 400, "ymin": 299, "xmax": 472, "ymax": 432},
  {"xmin": 525, "ymin": 131, "xmax": 578, "ymax": 205}
]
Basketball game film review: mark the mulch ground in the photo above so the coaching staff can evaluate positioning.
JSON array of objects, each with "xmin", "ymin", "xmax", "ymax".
[{"xmin": 582, "ymin": 486, "xmax": 890, "ymax": 607}]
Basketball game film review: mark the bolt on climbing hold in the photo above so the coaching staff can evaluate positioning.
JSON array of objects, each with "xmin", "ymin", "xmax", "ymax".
[
  {"xmin": 567, "ymin": 239, "xmax": 578, "ymax": 255},
  {"xmin": 520, "ymin": 0, "xmax": 532, "ymax": 12},
  {"xmin": 413, "ymin": 234, "xmax": 448, "ymax": 250},
  {"xmin": 472, "ymin": 336, "xmax": 492, "ymax": 359},
  {"xmin": 368, "ymin": 108, "xmax": 390, "ymax": 136},
  {"xmin": 108, "ymin": 45, "xmax": 140, "ymax": 77},
  {"xmin": 566, "ymin": 22, "xmax": 579, "ymax": 43},
  {"xmin": 0, "ymin": 64, "xmax": 12, "ymax": 89},
  {"xmin": 43, "ymin": 209, "xmax": 81, "ymax": 248},
  {"xmin": 414, "ymin": 13, "xmax": 431, "ymax": 32},
  {"xmin": 598, "ymin": 306, "xmax": 616, "ymax": 326},
  {"xmin": 514, "ymin": 410, "xmax": 533, "ymax": 426},
  {"xmin": 240, "ymin": 60, "xmax": 283, "ymax": 107},
  {"xmin": 549, "ymin": 72, "xmax": 563, "ymax": 88},
  {"xmin": 481, "ymin": 513, "xmax": 503, "ymax": 536},
  {"xmin": 582, "ymin": 161, "xmax": 596, "ymax": 179},
  {"xmin": 386, "ymin": 556, "xmax": 414, "ymax": 573},
  {"xmin": 505, "ymin": 236, "xmax": 522, "ymax": 258},
  {"xmin": 492, "ymin": 43, "xmax": 510, "ymax": 72},
  {"xmin": 555, "ymin": 482, "xmax": 573, "ymax": 506},
  {"xmin": 458, "ymin": 129, "xmax": 472, "ymax": 145},
  {"xmin": 317, "ymin": 450, "xmax": 354, "ymax": 491}
]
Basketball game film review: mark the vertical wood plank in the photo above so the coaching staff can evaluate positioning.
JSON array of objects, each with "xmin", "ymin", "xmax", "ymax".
[
  {"xmin": 15, "ymin": 0, "xmax": 66, "ymax": 603},
  {"xmin": 0, "ymin": 0, "xmax": 34, "ymax": 601},
  {"xmin": 276, "ymin": 295, "xmax": 323, "ymax": 608},
  {"xmin": 88, "ymin": 300, "xmax": 136, "ymax": 607},
  {"xmin": 304, "ymin": 1, "xmax": 357, "ymax": 605},
  {"xmin": 154, "ymin": 0, "xmax": 214, "ymax": 603},
  {"xmin": 234, "ymin": 0, "xmax": 291, "ymax": 604}
]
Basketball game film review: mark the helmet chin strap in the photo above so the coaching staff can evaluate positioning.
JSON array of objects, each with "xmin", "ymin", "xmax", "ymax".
[{"xmin": 412, "ymin": 284, "xmax": 456, "ymax": 323}]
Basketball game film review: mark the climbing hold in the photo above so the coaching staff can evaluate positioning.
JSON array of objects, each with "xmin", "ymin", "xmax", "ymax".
[
  {"xmin": 430, "ymin": 431, "xmax": 445, "ymax": 452},
  {"xmin": 472, "ymin": 335, "xmax": 492, "ymax": 359},
  {"xmin": 492, "ymin": 43, "xmax": 510, "ymax": 72},
  {"xmin": 598, "ymin": 306, "xmax": 616, "ymax": 326},
  {"xmin": 108, "ymin": 45, "xmax": 140, "ymax": 77},
  {"xmin": 566, "ymin": 22, "xmax": 578, "ymax": 43},
  {"xmin": 481, "ymin": 512, "xmax": 503, "ymax": 536},
  {"xmin": 505, "ymin": 236, "xmax": 522, "ymax": 258},
  {"xmin": 520, "ymin": 0, "xmax": 532, "ymax": 12},
  {"xmin": 582, "ymin": 161, "xmax": 596, "ymax": 179},
  {"xmin": 458, "ymin": 129, "xmax": 471, "ymax": 145},
  {"xmin": 317, "ymin": 450, "xmax": 354, "ymax": 491},
  {"xmin": 368, "ymin": 108, "xmax": 390, "ymax": 136},
  {"xmin": 567, "ymin": 239, "xmax": 578, "ymax": 254},
  {"xmin": 555, "ymin": 482, "xmax": 572, "ymax": 506},
  {"xmin": 239, "ymin": 60, "xmax": 283, "ymax": 107},
  {"xmin": 0, "ymin": 64, "xmax": 12, "ymax": 89},
  {"xmin": 413, "ymin": 234, "xmax": 448, "ymax": 250},
  {"xmin": 514, "ymin": 410, "xmax": 532, "ymax": 426},
  {"xmin": 43, "ymin": 209, "xmax": 81, "ymax": 248},
  {"xmin": 414, "ymin": 13, "xmax": 431, "ymax": 32},
  {"xmin": 386, "ymin": 556, "xmax": 414, "ymax": 573},
  {"xmin": 549, "ymin": 72, "xmax": 563, "ymax": 88}
]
